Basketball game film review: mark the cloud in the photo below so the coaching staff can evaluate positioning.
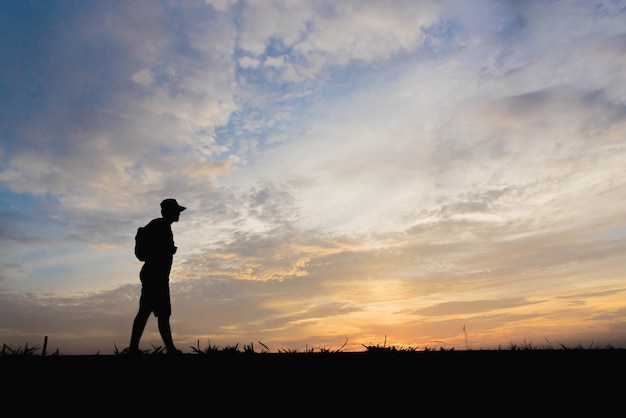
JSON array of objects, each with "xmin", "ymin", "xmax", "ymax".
[
  {"xmin": 415, "ymin": 298, "xmax": 538, "ymax": 316},
  {"xmin": 1, "ymin": 0, "xmax": 625, "ymax": 354}
]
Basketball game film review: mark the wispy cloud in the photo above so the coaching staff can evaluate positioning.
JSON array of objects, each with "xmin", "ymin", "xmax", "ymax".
[{"xmin": 1, "ymin": 0, "xmax": 625, "ymax": 354}]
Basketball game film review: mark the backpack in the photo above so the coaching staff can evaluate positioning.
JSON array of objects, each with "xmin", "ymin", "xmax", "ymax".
[{"xmin": 134, "ymin": 225, "xmax": 151, "ymax": 261}]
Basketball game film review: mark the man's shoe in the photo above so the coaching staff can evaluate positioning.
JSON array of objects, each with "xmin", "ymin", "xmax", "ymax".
[{"xmin": 122, "ymin": 347, "xmax": 144, "ymax": 356}]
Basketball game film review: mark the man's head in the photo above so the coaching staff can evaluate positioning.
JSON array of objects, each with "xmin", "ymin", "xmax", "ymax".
[{"xmin": 161, "ymin": 198, "xmax": 186, "ymax": 222}]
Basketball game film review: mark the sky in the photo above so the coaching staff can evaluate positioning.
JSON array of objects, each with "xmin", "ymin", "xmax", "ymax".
[{"xmin": 1, "ymin": 0, "xmax": 625, "ymax": 355}]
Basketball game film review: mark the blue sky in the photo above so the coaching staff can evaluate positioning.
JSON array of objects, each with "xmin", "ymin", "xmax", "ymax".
[{"xmin": 1, "ymin": 0, "xmax": 626, "ymax": 354}]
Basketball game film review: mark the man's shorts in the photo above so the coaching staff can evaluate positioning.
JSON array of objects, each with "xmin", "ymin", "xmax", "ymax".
[{"xmin": 139, "ymin": 282, "xmax": 172, "ymax": 317}]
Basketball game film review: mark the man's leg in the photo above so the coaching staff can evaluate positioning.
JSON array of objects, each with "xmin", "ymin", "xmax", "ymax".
[
  {"xmin": 129, "ymin": 308, "xmax": 151, "ymax": 351},
  {"xmin": 157, "ymin": 314, "xmax": 181, "ymax": 354}
]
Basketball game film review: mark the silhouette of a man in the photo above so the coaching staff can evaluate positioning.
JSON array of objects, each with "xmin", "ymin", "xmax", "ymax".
[{"xmin": 126, "ymin": 198, "xmax": 186, "ymax": 355}]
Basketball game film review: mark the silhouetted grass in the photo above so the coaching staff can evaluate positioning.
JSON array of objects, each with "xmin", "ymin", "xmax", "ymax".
[
  {"xmin": 4, "ymin": 337, "xmax": 621, "ymax": 414},
  {"xmin": 1, "ymin": 334, "xmax": 622, "ymax": 357}
]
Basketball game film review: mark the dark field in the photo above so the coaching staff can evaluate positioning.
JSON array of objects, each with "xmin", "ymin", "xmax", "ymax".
[{"xmin": 3, "ymin": 349, "xmax": 623, "ymax": 414}]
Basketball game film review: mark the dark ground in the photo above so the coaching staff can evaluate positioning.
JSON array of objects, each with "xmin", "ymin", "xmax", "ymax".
[{"xmin": 3, "ymin": 350, "xmax": 623, "ymax": 413}]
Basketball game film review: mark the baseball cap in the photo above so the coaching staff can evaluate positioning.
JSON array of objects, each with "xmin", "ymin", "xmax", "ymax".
[{"xmin": 160, "ymin": 198, "xmax": 186, "ymax": 212}]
